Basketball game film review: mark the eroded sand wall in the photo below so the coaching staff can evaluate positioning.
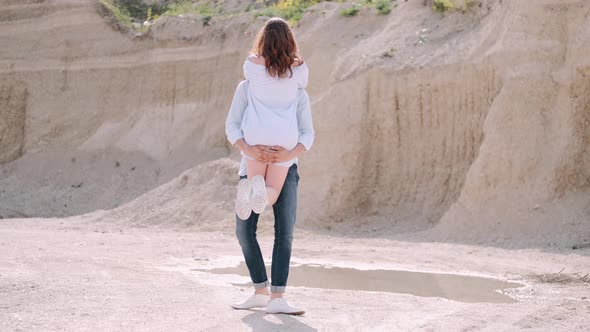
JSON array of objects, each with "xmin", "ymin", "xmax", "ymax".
[
  {"xmin": 0, "ymin": 0, "xmax": 587, "ymax": 243},
  {"xmin": 0, "ymin": 77, "xmax": 27, "ymax": 164},
  {"xmin": 434, "ymin": 0, "xmax": 590, "ymax": 241},
  {"xmin": 300, "ymin": 63, "xmax": 501, "ymax": 230},
  {"xmin": 0, "ymin": 0, "xmax": 251, "ymax": 217}
]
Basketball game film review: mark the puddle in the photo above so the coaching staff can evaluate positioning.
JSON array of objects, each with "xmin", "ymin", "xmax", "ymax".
[{"xmin": 193, "ymin": 262, "xmax": 523, "ymax": 303}]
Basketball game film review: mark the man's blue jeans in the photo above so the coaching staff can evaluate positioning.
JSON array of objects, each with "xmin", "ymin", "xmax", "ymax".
[{"xmin": 235, "ymin": 163, "xmax": 299, "ymax": 293}]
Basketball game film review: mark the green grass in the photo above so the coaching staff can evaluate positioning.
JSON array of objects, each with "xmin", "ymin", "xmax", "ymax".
[
  {"xmin": 433, "ymin": 0, "xmax": 477, "ymax": 12},
  {"xmin": 339, "ymin": 0, "xmax": 395, "ymax": 17},
  {"xmin": 163, "ymin": 0, "xmax": 221, "ymax": 16},
  {"xmin": 99, "ymin": 0, "xmax": 137, "ymax": 31},
  {"xmin": 375, "ymin": 0, "xmax": 391, "ymax": 15},
  {"xmin": 99, "ymin": 0, "xmax": 221, "ymax": 32},
  {"xmin": 433, "ymin": 0, "xmax": 454, "ymax": 12},
  {"xmin": 255, "ymin": 0, "xmax": 319, "ymax": 25},
  {"xmin": 113, "ymin": 0, "xmax": 167, "ymax": 21},
  {"xmin": 464, "ymin": 0, "xmax": 477, "ymax": 8},
  {"xmin": 340, "ymin": 4, "xmax": 360, "ymax": 16}
]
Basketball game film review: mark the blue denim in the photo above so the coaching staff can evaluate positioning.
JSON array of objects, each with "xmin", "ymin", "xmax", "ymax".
[{"xmin": 235, "ymin": 163, "xmax": 300, "ymax": 293}]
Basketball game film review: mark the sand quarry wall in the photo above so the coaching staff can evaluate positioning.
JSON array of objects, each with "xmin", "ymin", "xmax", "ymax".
[{"xmin": 0, "ymin": 0, "xmax": 588, "ymax": 243}]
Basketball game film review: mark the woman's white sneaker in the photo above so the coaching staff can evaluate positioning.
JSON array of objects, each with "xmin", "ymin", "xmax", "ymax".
[
  {"xmin": 250, "ymin": 175, "xmax": 267, "ymax": 214},
  {"xmin": 235, "ymin": 178, "xmax": 252, "ymax": 220},
  {"xmin": 230, "ymin": 294, "xmax": 270, "ymax": 310},
  {"xmin": 265, "ymin": 298, "xmax": 305, "ymax": 315}
]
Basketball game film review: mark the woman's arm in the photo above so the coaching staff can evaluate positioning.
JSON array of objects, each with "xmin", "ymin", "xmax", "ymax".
[
  {"xmin": 296, "ymin": 60, "xmax": 309, "ymax": 89},
  {"xmin": 295, "ymin": 88, "xmax": 314, "ymax": 150},
  {"xmin": 225, "ymin": 80, "xmax": 274, "ymax": 163},
  {"xmin": 225, "ymin": 81, "xmax": 248, "ymax": 145}
]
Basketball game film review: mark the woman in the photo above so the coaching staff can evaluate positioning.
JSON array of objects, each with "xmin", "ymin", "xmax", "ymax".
[
  {"xmin": 235, "ymin": 17, "xmax": 309, "ymax": 220},
  {"xmin": 224, "ymin": 17, "xmax": 314, "ymax": 315}
]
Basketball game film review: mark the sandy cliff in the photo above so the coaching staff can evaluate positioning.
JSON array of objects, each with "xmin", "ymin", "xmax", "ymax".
[{"xmin": 0, "ymin": 0, "xmax": 588, "ymax": 246}]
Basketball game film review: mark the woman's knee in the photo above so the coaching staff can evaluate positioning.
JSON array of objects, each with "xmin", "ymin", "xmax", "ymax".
[
  {"xmin": 274, "ymin": 224, "xmax": 294, "ymax": 242},
  {"xmin": 267, "ymin": 187, "xmax": 280, "ymax": 205}
]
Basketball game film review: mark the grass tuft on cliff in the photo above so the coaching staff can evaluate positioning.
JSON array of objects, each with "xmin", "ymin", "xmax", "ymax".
[
  {"xmin": 255, "ymin": 0, "xmax": 319, "ymax": 25},
  {"xmin": 432, "ymin": 0, "xmax": 477, "ymax": 12}
]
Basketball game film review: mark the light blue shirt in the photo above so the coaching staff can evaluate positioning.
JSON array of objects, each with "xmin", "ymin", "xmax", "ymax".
[{"xmin": 225, "ymin": 80, "xmax": 315, "ymax": 176}]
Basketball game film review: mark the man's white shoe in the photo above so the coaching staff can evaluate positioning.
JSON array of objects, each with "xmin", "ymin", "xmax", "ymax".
[
  {"xmin": 230, "ymin": 294, "xmax": 270, "ymax": 310},
  {"xmin": 235, "ymin": 178, "xmax": 252, "ymax": 220},
  {"xmin": 250, "ymin": 175, "xmax": 267, "ymax": 214},
  {"xmin": 265, "ymin": 298, "xmax": 305, "ymax": 315}
]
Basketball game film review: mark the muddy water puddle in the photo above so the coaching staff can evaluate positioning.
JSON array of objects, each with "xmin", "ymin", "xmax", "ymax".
[{"xmin": 193, "ymin": 262, "xmax": 522, "ymax": 303}]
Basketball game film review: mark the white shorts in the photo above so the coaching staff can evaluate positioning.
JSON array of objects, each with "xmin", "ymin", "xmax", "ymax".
[{"xmin": 242, "ymin": 152, "xmax": 296, "ymax": 168}]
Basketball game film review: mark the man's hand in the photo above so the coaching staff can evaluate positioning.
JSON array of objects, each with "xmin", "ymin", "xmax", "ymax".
[
  {"xmin": 246, "ymin": 145, "xmax": 274, "ymax": 163},
  {"xmin": 235, "ymin": 139, "xmax": 307, "ymax": 164},
  {"xmin": 267, "ymin": 144, "xmax": 306, "ymax": 163},
  {"xmin": 234, "ymin": 139, "xmax": 275, "ymax": 163}
]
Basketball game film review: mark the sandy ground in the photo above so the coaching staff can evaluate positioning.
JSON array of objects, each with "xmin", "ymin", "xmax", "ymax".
[{"xmin": 1, "ymin": 217, "xmax": 589, "ymax": 331}]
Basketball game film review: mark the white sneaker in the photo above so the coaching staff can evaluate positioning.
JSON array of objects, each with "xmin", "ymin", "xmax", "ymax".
[
  {"xmin": 265, "ymin": 298, "xmax": 305, "ymax": 315},
  {"xmin": 235, "ymin": 178, "xmax": 252, "ymax": 220},
  {"xmin": 230, "ymin": 294, "xmax": 269, "ymax": 310},
  {"xmin": 250, "ymin": 175, "xmax": 267, "ymax": 214}
]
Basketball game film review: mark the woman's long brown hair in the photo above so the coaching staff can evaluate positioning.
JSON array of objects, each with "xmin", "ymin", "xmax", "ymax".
[{"xmin": 251, "ymin": 17, "xmax": 302, "ymax": 79}]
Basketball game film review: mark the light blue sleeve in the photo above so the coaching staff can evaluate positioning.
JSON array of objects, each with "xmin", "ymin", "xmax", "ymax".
[
  {"xmin": 296, "ymin": 88, "xmax": 314, "ymax": 151},
  {"xmin": 298, "ymin": 62, "xmax": 309, "ymax": 89},
  {"xmin": 225, "ymin": 80, "xmax": 248, "ymax": 145},
  {"xmin": 243, "ymin": 59, "xmax": 251, "ymax": 81}
]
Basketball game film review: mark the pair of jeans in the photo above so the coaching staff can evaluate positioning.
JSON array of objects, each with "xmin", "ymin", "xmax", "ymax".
[{"xmin": 235, "ymin": 163, "xmax": 300, "ymax": 293}]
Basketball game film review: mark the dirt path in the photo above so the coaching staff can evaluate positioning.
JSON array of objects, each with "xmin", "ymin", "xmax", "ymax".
[{"xmin": 1, "ymin": 218, "xmax": 589, "ymax": 331}]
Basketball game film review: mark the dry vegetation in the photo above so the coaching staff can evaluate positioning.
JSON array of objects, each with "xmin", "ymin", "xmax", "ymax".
[{"xmin": 528, "ymin": 269, "xmax": 590, "ymax": 285}]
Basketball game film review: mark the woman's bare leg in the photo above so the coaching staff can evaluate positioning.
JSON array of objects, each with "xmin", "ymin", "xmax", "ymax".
[
  {"xmin": 247, "ymin": 159, "xmax": 268, "ymax": 179},
  {"xmin": 265, "ymin": 164, "xmax": 289, "ymax": 205}
]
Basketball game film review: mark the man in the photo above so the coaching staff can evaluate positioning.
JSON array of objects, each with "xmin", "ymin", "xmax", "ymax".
[{"xmin": 225, "ymin": 80, "xmax": 314, "ymax": 315}]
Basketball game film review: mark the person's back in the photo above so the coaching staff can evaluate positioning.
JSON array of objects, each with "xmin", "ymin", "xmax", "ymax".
[
  {"xmin": 243, "ymin": 54, "xmax": 308, "ymax": 109},
  {"xmin": 240, "ymin": 49, "xmax": 309, "ymax": 155},
  {"xmin": 227, "ymin": 17, "xmax": 313, "ymax": 316}
]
